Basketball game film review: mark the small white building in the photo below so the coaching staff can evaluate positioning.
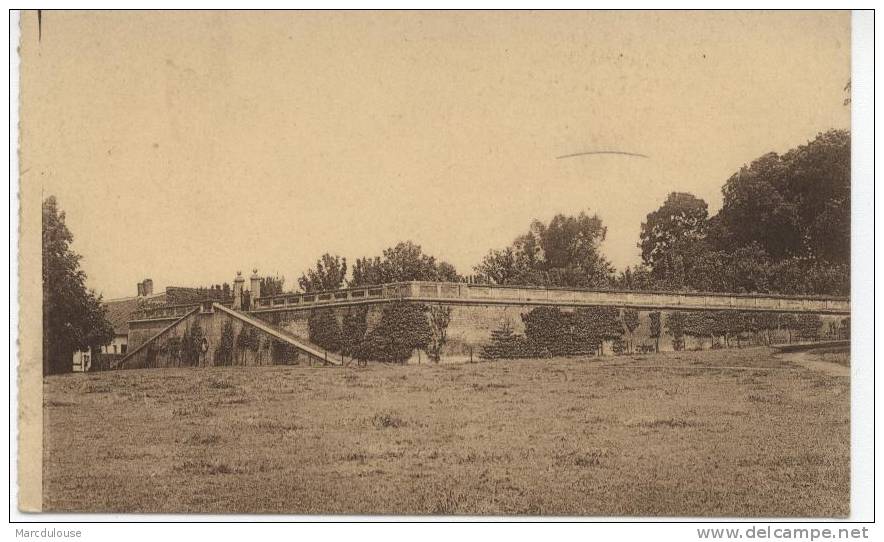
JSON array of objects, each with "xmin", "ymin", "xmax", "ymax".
[{"xmin": 73, "ymin": 279, "xmax": 164, "ymax": 372}]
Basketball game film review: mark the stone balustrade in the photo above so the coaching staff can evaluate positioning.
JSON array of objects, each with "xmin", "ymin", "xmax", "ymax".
[{"xmin": 245, "ymin": 281, "xmax": 850, "ymax": 315}]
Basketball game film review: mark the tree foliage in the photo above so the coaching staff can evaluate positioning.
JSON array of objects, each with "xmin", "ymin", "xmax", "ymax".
[
  {"xmin": 341, "ymin": 306, "xmax": 369, "ymax": 358},
  {"xmin": 614, "ymin": 265, "xmax": 658, "ymax": 291},
  {"xmin": 795, "ymin": 314, "xmax": 822, "ymax": 340},
  {"xmin": 638, "ymin": 192, "xmax": 709, "ymax": 287},
  {"xmin": 480, "ymin": 321, "xmax": 531, "ymax": 360},
  {"xmin": 360, "ymin": 302, "xmax": 432, "ymax": 363},
  {"xmin": 42, "ymin": 196, "xmax": 114, "ymax": 375},
  {"xmin": 181, "ymin": 321, "xmax": 204, "ymax": 366},
  {"xmin": 519, "ymin": 306, "xmax": 622, "ymax": 357},
  {"xmin": 632, "ymin": 131, "xmax": 849, "ymax": 296},
  {"xmin": 665, "ymin": 311, "xmax": 687, "ymax": 351},
  {"xmin": 426, "ymin": 305, "xmax": 452, "ymax": 362},
  {"xmin": 474, "ymin": 212, "xmax": 615, "ymax": 288},
  {"xmin": 621, "ymin": 308, "xmax": 640, "ymax": 354},
  {"xmin": 259, "ymin": 275, "xmax": 286, "ymax": 296},
  {"xmin": 350, "ymin": 241, "xmax": 461, "ymax": 287},
  {"xmin": 715, "ymin": 130, "xmax": 850, "ymax": 264},
  {"xmin": 299, "ymin": 254, "xmax": 348, "ymax": 292},
  {"xmin": 271, "ymin": 339, "xmax": 299, "ymax": 365},
  {"xmin": 236, "ymin": 325, "xmax": 260, "ymax": 363},
  {"xmin": 214, "ymin": 321, "xmax": 236, "ymax": 366},
  {"xmin": 648, "ymin": 311, "xmax": 662, "ymax": 352},
  {"xmin": 308, "ymin": 308, "xmax": 342, "ymax": 352}
]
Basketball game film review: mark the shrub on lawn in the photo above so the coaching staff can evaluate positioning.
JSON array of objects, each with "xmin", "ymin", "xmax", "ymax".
[{"xmin": 480, "ymin": 321, "xmax": 532, "ymax": 360}]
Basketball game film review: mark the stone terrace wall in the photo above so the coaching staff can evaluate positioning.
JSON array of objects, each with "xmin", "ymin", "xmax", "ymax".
[{"xmin": 248, "ymin": 301, "xmax": 847, "ymax": 364}]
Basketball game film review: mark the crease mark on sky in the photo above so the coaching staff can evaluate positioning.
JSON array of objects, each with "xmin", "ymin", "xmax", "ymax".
[{"xmin": 556, "ymin": 151, "xmax": 649, "ymax": 160}]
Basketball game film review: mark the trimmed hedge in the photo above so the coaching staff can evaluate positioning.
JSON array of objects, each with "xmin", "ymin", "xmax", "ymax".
[{"xmin": 482, "ymin": 306, "xmax": 626, "ymax": 360}]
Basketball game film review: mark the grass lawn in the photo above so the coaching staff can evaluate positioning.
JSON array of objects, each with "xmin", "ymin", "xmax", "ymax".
[{"xmin": 43, "ymin": 347, "xmax": 849, "ymax": 516}]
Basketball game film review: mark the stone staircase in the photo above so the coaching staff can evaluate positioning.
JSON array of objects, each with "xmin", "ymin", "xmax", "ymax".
[{"xmin": 213, "ymin": 303, "xmax": 342, "ymax": 366}]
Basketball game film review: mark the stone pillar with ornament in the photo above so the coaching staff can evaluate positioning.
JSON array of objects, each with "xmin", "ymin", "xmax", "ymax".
[{"xmin": 232, "ymin": 271, "xmax": 245, "ymax": 310}]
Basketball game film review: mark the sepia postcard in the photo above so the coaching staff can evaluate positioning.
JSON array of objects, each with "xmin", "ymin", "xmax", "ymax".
[{"xmin": 15, "ymin": 9, "xmax": 867, "ymax": 519}]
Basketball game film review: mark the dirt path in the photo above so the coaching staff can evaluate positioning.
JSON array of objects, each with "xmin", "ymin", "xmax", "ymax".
[{"xmin": 778, "ymin": 351, "xmax": 850, "ymax": 378}]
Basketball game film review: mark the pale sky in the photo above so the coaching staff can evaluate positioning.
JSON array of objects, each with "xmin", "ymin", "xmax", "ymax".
[{"xmin": 20, "ymin": 10, "xmax": 851, "ymax": 300}]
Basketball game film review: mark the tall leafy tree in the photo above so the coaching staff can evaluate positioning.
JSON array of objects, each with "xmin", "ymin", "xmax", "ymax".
[
  {"xmin": 713, "ymin": 153, "xmax": 803, "ymax": 259},
  {"xmin": 713, "ymin": 130, "xmax": 850, "ymax": 265},
  {"xmin": 349, "ymin": 241, "xmax": 461, "ymax": 287},
  {"xmin": 474, "ymin": 247, "xmax": 522, "ymax": 285},
  {"xmin": 615, "ymin": 265, "xmax": 657, "ymax": 291},
  {"xmin": 475, "ymin": 211, "xmax": 614, "ymax": 288},
  {"xmin": 691, "ymin": 243, "xmax": 772, "ymax": 293},
  {"xmin": 259, "ymin": 275, "xmax": 286, "ymax": 296},
  {"xmin": 638, "ymin": 192, "xmax": 709, "ymax": 287},
  {"xmin": 42, "ymin": 196, "xmax": 114, "ymax": 375},
  {"xmin": 298, "ymin": 253, "xmax": 348, "ymax": 292}
]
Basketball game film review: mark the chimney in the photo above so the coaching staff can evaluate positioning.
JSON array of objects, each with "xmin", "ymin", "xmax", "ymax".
[
  {"xmin": 142, "ymin": 278, "xmax": 153, "ymax": 297},
  {"xmin": 250, "ymin": 269, "xmax": 262, "ymax": 302},
  {"xmin": 137, "ymin": 282, "xmax": 144, "ymax": 297},
  {"xmin": 233, "ymin": 271, "xmax": 244, "ymax": 310}
]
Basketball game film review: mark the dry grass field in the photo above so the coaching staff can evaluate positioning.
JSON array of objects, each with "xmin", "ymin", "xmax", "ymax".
[{"xmin": 43, "ymin": 347, "xmax": 849, "ymax": 516}]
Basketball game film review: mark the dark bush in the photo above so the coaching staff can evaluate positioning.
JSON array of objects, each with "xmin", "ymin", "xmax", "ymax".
[
  {"xmin": 214, "ymin": 321, "xmax": 235, "ymax": 366},
  {"xmin": 665, "ymin": 311, "xmax": 686, "ymax": 351},
  {"xmin": 308, "ymin": 308, "xmax": 342, "ymax": 352},
  {"xmin": 480, "ymin": 321, "xmax": 533, "ymax": 360},
  {"xmin": 341, "ymin": 306, "xmax": 369, "ymax": 357},
  {"xmin": 575, "ymin": 306, "xmax": 623, "ymax": 355},
  {"xmin": 521, "ymin": 306, "xmax": 573, "ymax": 356},
  {"xmin": 648, "ymin": 311, "xmax": 662, "ymax": 352},
  {"xmin": 271, "ymin": 339, "xmax": 299, "ymax": 365},
  {"xmin": 235, "ymin": 326, "xmax": 260, "ymax": 364},
  {"xmin": 145, "ymin": 343, "xmax": 158, "ymax": 367},
  {"xmin": 519, "ymin": 306, "xmax": 622, "ymax": 357},
  {"xmin": 182, "ymin": 321, "xmax": 204, "ymax": 366},
  {"xmin": 361, "ymin": 302, "xmax": 431, "ymax": 363},
  {"xmin": 796, "ymin": 313, "xmax": 822, "ymax": 340}
]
